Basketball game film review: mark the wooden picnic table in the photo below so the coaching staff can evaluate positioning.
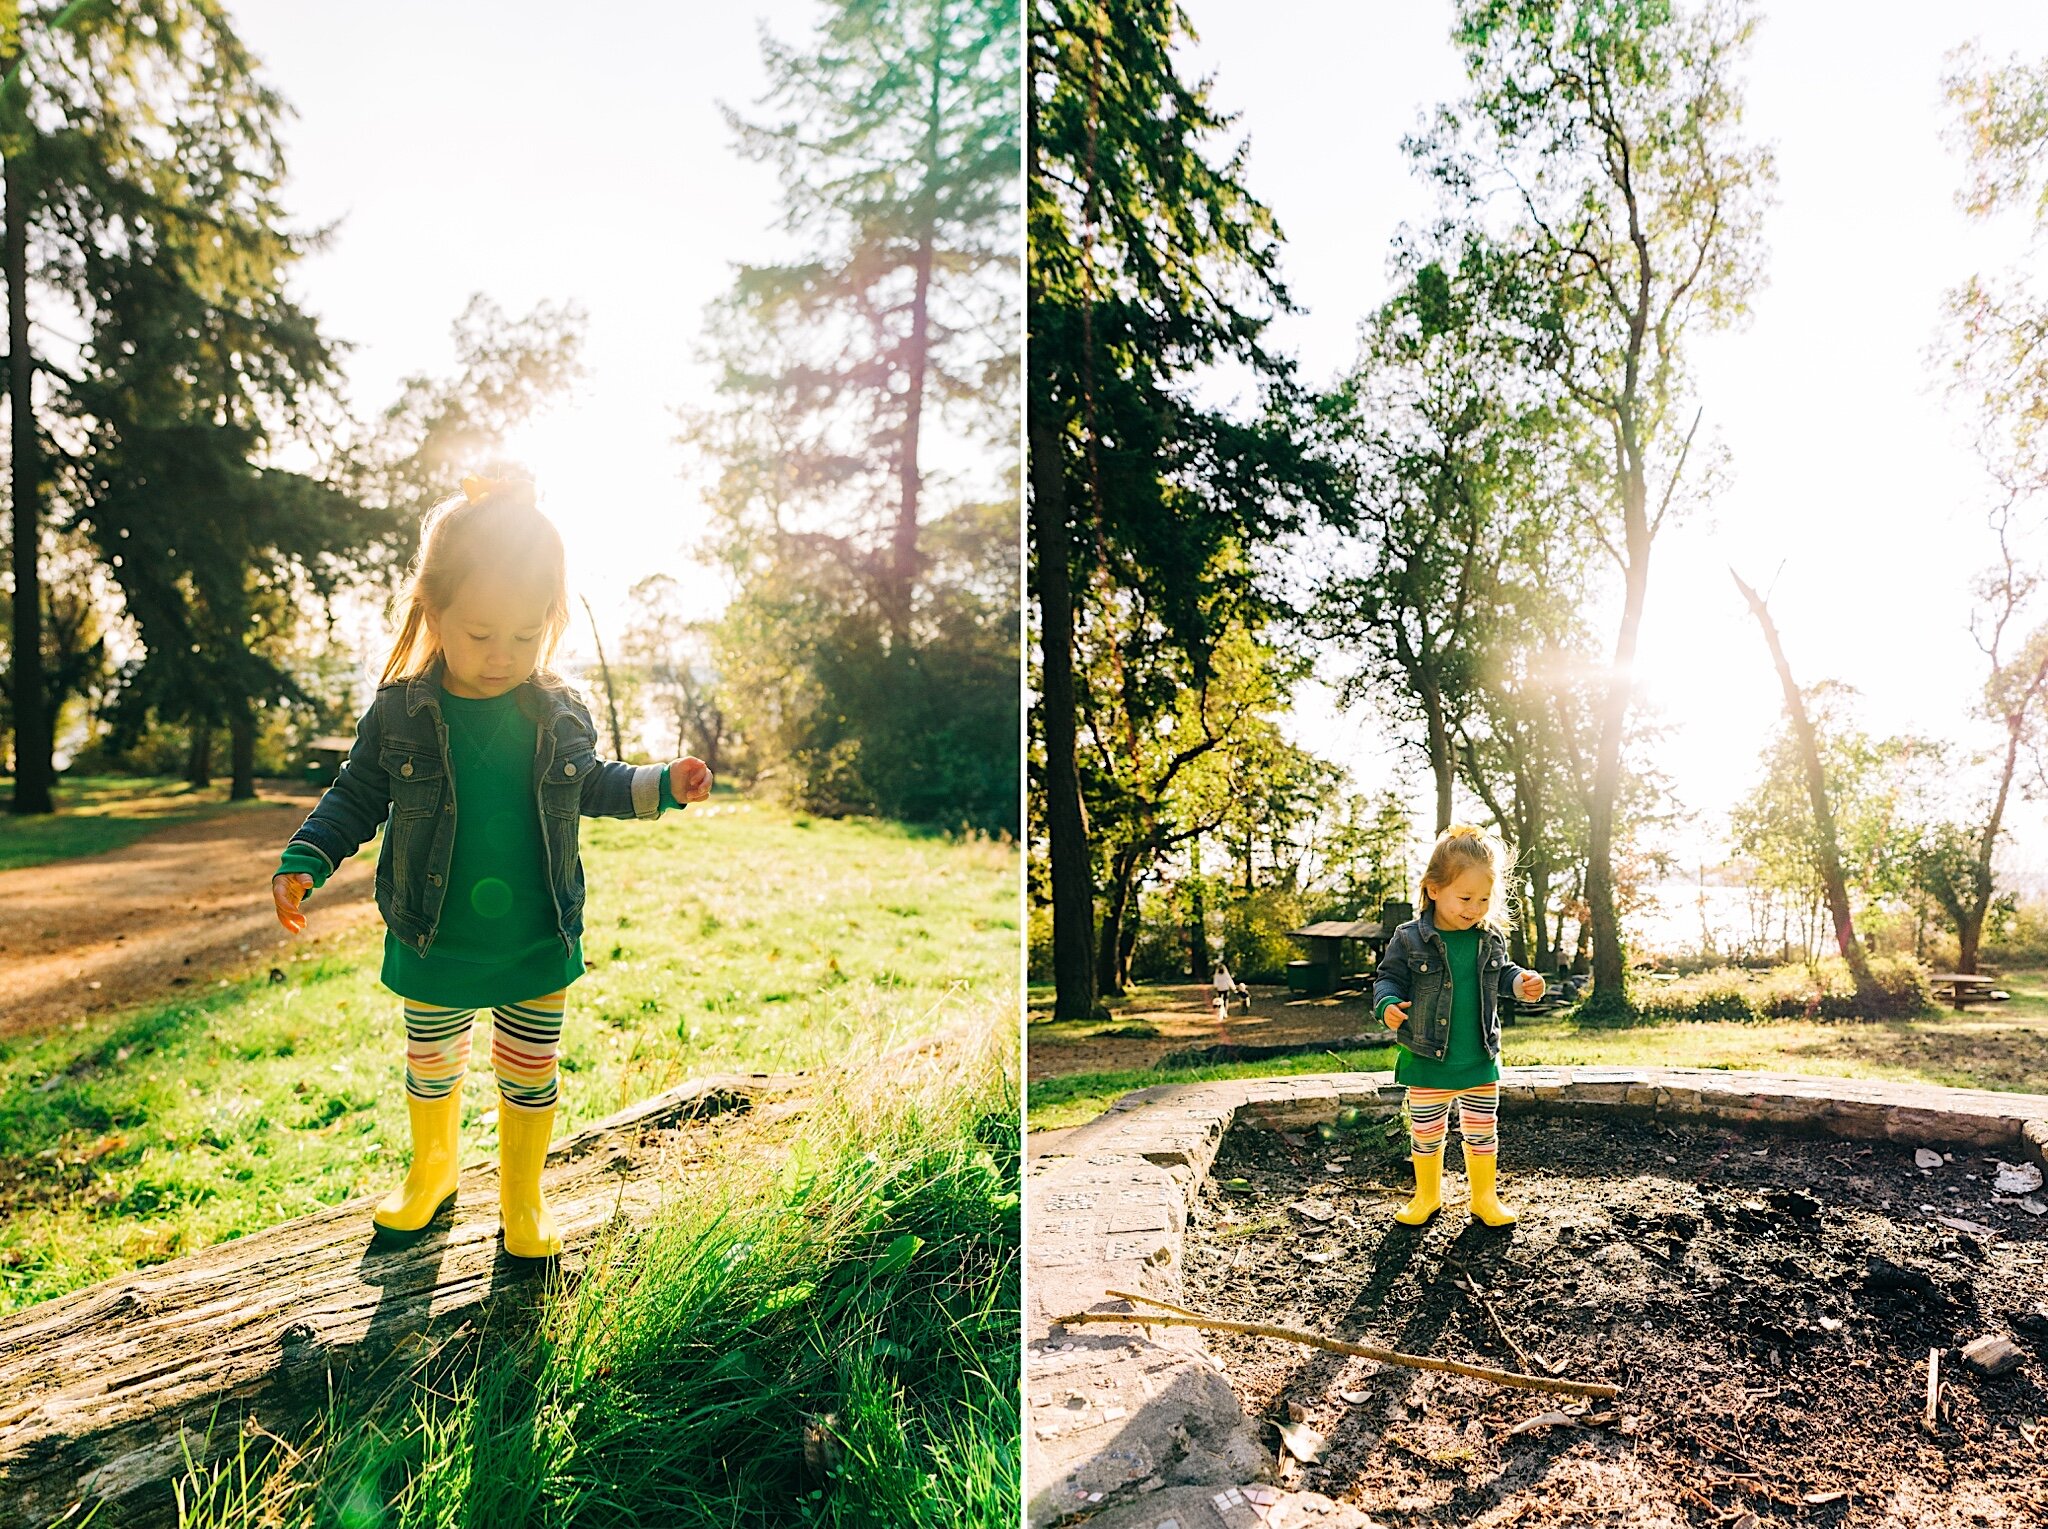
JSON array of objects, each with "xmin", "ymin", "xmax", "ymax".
[{"xmin": 1929, "ymin": 972, "xmax": 1998, "ymax": 1010}]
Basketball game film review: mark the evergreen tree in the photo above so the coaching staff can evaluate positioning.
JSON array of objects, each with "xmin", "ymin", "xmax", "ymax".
[
  {"xmin": 686, "ymin": 0, "xmax": 1020, "ymax": 833},
  {"xmin": 1028, "ymin": 0, "xmax": 1343, "ymax": 1018}
]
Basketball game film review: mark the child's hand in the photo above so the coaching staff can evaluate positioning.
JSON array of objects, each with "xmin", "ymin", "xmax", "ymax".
[
  {"xmin": 1381, "ymin": 1000, "xmax": 1409, "ymax": 1032},
  {"xmin": 669, "ymin": 757, "xmax": 713, "ymax": 803},
  {"xmin": 273, "ymin": 872, "xmax": 314, "ymax": 934},
  {"xmin": 1515, "ymin": 971, "xmax": 1546, "ymax": 1003}
]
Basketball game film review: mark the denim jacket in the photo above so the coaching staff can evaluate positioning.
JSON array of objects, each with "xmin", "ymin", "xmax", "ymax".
[
  {"xmin": 284, "ymin": 651, "xmax": 669, "ymax": 958},
  {"xmin": 1371, "ymin": 905, "xmax": 1532, "ymax": 1062}
]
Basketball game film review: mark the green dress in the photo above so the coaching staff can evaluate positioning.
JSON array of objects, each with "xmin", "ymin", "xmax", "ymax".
[
  {"xmin": 1381, "ymin": 924, "xmax": 1501, "ymax": 1091},
  {"xmin": 275, "ymin": 677, "xmax": 682, "ymax": 1009}
]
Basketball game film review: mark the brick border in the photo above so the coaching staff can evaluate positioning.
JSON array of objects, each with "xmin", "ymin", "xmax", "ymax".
[{"xmin": 1023, "ymin": 1067, "xmax": 2048, "ymax": 1529}]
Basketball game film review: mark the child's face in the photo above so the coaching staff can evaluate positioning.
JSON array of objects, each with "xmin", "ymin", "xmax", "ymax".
[
  {"xmin": 427, "ymin": 574, "xmax": 550, "ymax": 699},
  {"xmin": 1427, "ymin": 864, "xmax": 1493, "ymax": 931}
]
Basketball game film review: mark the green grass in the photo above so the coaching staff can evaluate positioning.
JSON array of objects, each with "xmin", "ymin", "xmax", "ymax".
[
  {"xmin": 0, "ymin": 774, "xmax": 268, "ymax": 871},
  {"xmin": 155, "ymin": 1020, "xmax": 1019, "ymax": 1529},
  {"xmin": 1026, "ymin": 972, "xmax": 2048, "ymax": 1131},
  {"xmin": 0, "ymin": 799, "xmax": 1018, "ymax": 1313}
]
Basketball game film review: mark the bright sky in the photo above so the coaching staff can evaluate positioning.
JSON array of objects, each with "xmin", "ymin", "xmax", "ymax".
[
  {"xmin": 229, "ymin": 0, "xmax": 996, "ymax": 708},
  {"xmin": 1178, "ymin": 1, "xmax": 2048, "ymax": 884}
]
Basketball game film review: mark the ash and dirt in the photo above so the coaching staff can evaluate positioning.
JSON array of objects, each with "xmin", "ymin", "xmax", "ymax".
[{"xmin": 1180, "ymin": 1111, "xmax": 2048, "ymax": 1528}]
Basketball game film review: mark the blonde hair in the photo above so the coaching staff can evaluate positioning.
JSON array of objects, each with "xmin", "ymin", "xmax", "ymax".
[
  {"xmin": 379, "ymin": 477, "xmax": 572, "ymax": 686},
  {"xmin": 1420, "ymin": 823, "xmax": 1512, "ymax": 935}
]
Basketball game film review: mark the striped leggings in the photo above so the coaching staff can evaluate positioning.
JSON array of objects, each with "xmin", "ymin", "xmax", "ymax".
[
  {"xmin": 1404, "ymin": 1083, "xmax": 1500, "ymax": 1158},
  {"xmin": 402, "ymin": 989, "xmax": 567, "ymax": 1111}
]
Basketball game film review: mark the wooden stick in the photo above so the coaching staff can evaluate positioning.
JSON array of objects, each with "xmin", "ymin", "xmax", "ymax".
[
  {"xmin": 1924, "ymin": 1348, "xmax": 1941, "ymax": 1434},
  {"xmin": 1064, "ymin": 1288, "xmax": 1620, "ymax": 1401},
  {"xmin": 1453, "ymin": 1267, "xmax": 1536, "ymax": 1374}
]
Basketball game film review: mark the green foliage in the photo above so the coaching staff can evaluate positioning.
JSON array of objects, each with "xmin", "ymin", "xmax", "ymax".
[
  {"xmin": 685, "ymin": 0, "xmax": 1020, "ymax": 834},
  {"xmin": 1728, "ymin": 685, "xmax": 1929, "ymax": 955},
  {"xmin": 165, "ymin": 1030, "xmax": 1020, "ymax": 1529},
  {"xmin": 1626, "ymin": 955, "xmax": 1933, "ymax": 1024},
  {"xmin": 1220, "ymin": 888, "xmax": 1309, "ymax": 985}
]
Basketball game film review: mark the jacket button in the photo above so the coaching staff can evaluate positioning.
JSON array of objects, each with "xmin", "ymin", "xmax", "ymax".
[
  {"xmin": 400, "ymin": 761, "xmax": 414, "ymax": 776},
  {"xmin": 563, "ymin": 762, "xmax": 576, "ymax": 776},
  {"xmin": 444, "ymin": 803, "xmax": 452, "ymax": 814},
  {"xmin": 429, "ymin": 873, "xmax": 441, "ymax": 885}
]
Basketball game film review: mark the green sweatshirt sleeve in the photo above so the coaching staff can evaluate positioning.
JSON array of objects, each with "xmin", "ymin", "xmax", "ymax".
[
  {"xmin": 656, "ymin": 765, "xmax": 682, "ymax": 814},
  {"xmin": 275, "ymin": 842, "xmax": 332, "ymax": 900}
]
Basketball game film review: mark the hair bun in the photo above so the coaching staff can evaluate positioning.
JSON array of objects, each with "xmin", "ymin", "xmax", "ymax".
[{"xmin": 1446, "ymin": 824, "xmax": 1481, "ymax": 838}]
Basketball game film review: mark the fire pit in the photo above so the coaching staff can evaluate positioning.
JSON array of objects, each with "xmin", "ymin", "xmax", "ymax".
[
  {"xmin": 1186, "ymin": 1112, "xmax": 2047, "ymax": 1528},
  {"xmin": 1024, "ymin": 1068, "xmax": 2048, "ymax": 1529}
]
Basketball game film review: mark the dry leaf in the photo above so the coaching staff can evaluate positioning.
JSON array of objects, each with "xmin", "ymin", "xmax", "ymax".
[{"xmin": 1275, "ymin": 1419, "xmax": 1326, "ymax": 1462}]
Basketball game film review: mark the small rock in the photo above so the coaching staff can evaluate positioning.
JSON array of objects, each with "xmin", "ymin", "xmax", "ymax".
[
  {"xmin": 1994, "ymin": 1161, "xmax": 2044, "ymax": 1196},
  {"xmin": 1961, "ymin": 1334, "xmax": 2023, "ymax": 1376},
  {"xmin": 1289, "ymin": 1200, "xmax": 1338, "ymax": 1224},
  {"xmin": 1916, "ymin": 1148, "xmax": 1944, "ymax": 1170},
  {"xmin": 2020, "ymin": 1198, "xmax": 2047, "ymax": 1217}
]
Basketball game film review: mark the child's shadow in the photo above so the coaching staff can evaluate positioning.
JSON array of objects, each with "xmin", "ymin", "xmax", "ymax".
[{"xmin": 348, "ymin": 1195, "xmax": 556, "ymax": 1388}]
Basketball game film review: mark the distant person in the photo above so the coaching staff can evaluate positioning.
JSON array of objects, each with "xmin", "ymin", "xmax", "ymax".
[
  {"xmin": 268, "ymin": 476, "xmax": 712, "ymax": 1259},
  {"xmin": 1212, "ymin": 961, "xmax": 1236, "ymax": 1016},
  {"xmin": 1373, "ymin": 824, "xmax": 1545, "ymax": 1228}
]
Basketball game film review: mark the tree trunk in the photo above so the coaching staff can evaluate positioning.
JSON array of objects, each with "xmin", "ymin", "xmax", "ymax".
[
  {"xmin": 1529, "ymin": 856, "xmax": 1554, "ymax": 971},
  {"xmin": 1422, "ymin": 679, "xmax": 1454, "ymax": 834},
  {"xmin": 1584, "ymin": 536, "xmax": 1648, "ymax": 1008},
  {"xmin": 1096, "ymin": 844, "xmax": 1140, "ymax": 998},
  {"xmin": 184, "ymin": 723, "xmax": 212, "ymax": 788},
  {"xmin": 4, "ymin": 145, "xmax": 51, "ymax": 816},
  {"xmin": 228, "ymin": 701, "xmax": 255, "ymax": 801},
  {"xmin": 1731, "ymin": 570, "xmax": 1878, "ymax": 997},
  {"xmin": 885, "ymin": 29, "xmax": 945, "ymax": 653},
  {"xmin": 1029, "ymin": 407, "xmax": 1097, "ymax": 1021},
  {"xmin": 580, "ymin": 594, "xmax": 626, "ymax": 758},
  {"xmin": 0, "ymin": 1072, "xmax": 796, "ymax": 1529},
  {"xmin": 1958, "ymin": 910, "xmax": 1983, "ymax": 976},
  {"xmin": 1187, "ymin": 863, "xmax": 1210, "ymax": 982}
]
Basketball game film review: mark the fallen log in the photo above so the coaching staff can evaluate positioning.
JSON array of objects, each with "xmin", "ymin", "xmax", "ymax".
[{"xmin": 0, "ymin": 1071, "xmax": 803, "ymax": 1529}]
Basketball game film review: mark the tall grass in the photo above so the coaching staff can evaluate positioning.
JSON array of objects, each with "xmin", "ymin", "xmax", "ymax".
[{"xmin": 148, "ymin": 1024, "xmax": 1019, "ymax": 1529}]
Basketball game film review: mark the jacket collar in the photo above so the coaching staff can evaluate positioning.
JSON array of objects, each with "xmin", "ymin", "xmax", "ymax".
[
  {"xmin": 405, "ymin": 649, "xmax": 567, "ymax": 726},
  {"xmin": 1417, "ymin": 901, "xmax": 1492, "ymax": 946}
]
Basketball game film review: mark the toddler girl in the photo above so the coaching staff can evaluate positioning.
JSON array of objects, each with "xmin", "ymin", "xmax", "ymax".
[
  {"xmin": 1373, "ymin": 824, "xmax": 1544, "ymax": 1227},
  {"xmin": 270, "ymin": 476, "xmax": 712, "ymax": 1258}
]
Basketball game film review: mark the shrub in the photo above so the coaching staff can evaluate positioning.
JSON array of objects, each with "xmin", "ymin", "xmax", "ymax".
[
  {"xmin": 1220, "ymin": 889, "xmax": 1308, "ymax": 985},
  {"xmin": 1625, "ymin": 954, "xmax": 1932, "ymax": 1023}
]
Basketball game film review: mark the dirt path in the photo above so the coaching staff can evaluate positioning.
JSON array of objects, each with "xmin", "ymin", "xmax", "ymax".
[
  {"xmin": 1027, "ymin": 983, "xmax": 1385, "ymax": 1081},
  {"xmin": 0, "ymin": 784, "xmax": 383, "ymax": 1041}
]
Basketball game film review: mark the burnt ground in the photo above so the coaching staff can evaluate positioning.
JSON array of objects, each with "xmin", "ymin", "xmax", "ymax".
[{"xmin": 1181, "ymin": 1113, "xmax": 2048, "ymax": 1528}]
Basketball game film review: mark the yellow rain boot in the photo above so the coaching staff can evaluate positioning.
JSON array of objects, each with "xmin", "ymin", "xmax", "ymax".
[
  {"xmin": 1467, "ymin": 1150, "xmax": 1518, "ymax": 1227},
  {"xmin": 497, "ymin": 1101, "xmax": 562, "ymax": 1259},
  {"xmin": 372, "ymin": 1087, "xmax": 464, "ymax": 1237},
  {"xmin": 1394, "ymin": 1151, "xmax": 1442, "ymax": 1225}
]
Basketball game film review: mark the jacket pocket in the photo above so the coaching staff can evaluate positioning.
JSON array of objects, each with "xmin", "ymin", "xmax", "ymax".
[
  {"xmin": 379, "ymin": 745, "xmax": 444, "ymax": 819},
  {"xmin": 541, "ymin": 741, "xmax": 596, "ymax": 819}
]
